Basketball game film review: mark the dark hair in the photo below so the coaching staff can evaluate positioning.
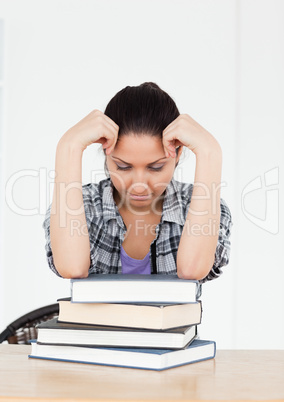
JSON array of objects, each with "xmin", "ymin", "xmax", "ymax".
[{"xmin": 104, "ymin": 82, "xmax": 180, "ymax": 138}]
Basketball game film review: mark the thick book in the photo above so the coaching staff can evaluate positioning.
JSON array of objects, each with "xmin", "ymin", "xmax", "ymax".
[
  {"xmin": 58, "ymin": 297, "xmax": 202, "ymax": 330},
  {"xmin": 36, "ymin": 318, "xmax": 197, "ymax": 349},
  {"xmin": 71, "ymin": 274, "xmax": 199, "ymax": 303},
  {"xmin": 29, "ymin": 339, "xmax": 216, "ymax": 371}
]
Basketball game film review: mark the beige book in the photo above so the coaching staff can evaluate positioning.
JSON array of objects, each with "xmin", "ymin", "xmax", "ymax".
[{"xmin": 58, "ymin": 298, "xmax": 202, "ymax": 330}]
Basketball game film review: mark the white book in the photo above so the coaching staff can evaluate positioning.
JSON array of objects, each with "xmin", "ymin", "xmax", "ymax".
[{"xmin": 71, "ymin": 274, "xmax": 199, "ymax": 303}]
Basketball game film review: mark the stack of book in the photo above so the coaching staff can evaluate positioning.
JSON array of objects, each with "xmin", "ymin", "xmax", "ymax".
[{"xmin": 29, "ymin": 275, "xmax": 216, "ymax": 370}]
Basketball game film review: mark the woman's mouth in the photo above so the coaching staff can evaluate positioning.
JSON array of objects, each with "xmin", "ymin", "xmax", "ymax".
[{"xmin": 129, "ymin": 193, "xmax": 152, "ymax": 201}]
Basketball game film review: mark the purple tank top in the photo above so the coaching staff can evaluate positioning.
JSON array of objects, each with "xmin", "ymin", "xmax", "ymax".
[{"xmin": 120, "ymin": 246, "xmax": 151, "ymax": 275}]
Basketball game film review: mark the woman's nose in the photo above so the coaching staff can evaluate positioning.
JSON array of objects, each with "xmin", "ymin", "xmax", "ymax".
[
  {"xmin": 129, "ymin": 169, "xmax": 151, "ymax": 192},
  {"xmin": 130, "ymin": 182, "xmax": 149, "ymax": 194}
]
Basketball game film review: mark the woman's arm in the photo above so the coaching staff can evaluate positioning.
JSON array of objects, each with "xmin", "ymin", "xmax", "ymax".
[
  {"xmin": 50, "ymin": 137, "xmax": 89, "ymax": 278},
  {"xmin": 50, "ymin": 110, "xmax": 118, "ymax": 278},
  {"xmin": 163, "ymin": 114, "xmax": 223, "ymax": 280},
  {"xmin": 176, "ymin": 146, "xmax": 222, "ymax": 280}
]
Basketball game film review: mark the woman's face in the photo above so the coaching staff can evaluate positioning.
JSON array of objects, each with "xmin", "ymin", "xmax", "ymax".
[{"xmin": 106, "ymin": 134, "xmax": 182, "ymax": 215}]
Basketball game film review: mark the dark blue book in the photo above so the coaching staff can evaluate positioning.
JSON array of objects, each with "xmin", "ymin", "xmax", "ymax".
[
  {"xmin": 29, "ymin": 339, "xmax": 216, "ymax": 371},
  {"xmin": 36, "ymin": 317, "xmax": 197, "ymax": 349},
  {"xmin": 71, "ymin": 274, "xmax": 200, "ymax": 303}
]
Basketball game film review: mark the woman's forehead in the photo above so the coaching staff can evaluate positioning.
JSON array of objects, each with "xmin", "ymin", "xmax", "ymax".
[{"xmin": 112, "ymin": 135, "xmax": 165, "ymax": 164}]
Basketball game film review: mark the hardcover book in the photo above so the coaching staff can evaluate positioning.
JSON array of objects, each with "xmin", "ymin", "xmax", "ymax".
[
  {"xmin": 71, "ymin": 274, "xmax": 200, "ymax": 303},
  {"xmin": 29, "ymin": 339, "xmax": 216, "ymax": 371},
  {"xmin": 58, "ymin": 297, "xmax": 202, "ymax": 330},
  {"xmin": 36, "ymin": 318, "xmax": 197, "ymax": 349}
]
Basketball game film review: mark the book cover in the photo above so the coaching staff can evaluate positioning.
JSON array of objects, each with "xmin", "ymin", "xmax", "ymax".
[
  {"xmin": 36, "ymin": 318, "xmax": 197, "ymax": 349},
  {"xmin": 71, "ymin": 274, "xmax": 200, "ymax": 303},
  {"xmin": 29, "ymin": 339, "xmax": 216, "ymax": 371}
]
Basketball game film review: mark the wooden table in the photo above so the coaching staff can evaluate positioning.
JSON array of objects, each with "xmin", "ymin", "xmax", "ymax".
[{"xmin": 0, "ymin": 345, "xmax": 283, "ymax": 401}]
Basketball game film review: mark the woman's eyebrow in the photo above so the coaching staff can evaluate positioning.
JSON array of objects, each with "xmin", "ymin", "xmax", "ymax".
[{"xmin": 111, "ymin": 156, "xmax": 167, "ymax": 165}]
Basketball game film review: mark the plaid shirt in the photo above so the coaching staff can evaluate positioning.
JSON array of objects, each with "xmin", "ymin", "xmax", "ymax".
[{"xmin": 43, "ymin": 178, "xmax": 232, "ymax": 297}]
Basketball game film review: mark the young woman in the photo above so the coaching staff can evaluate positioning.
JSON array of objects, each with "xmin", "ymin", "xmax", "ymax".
[{"xmin": 44, "ymin": 82, "xmax": 232, "ymax": 296}]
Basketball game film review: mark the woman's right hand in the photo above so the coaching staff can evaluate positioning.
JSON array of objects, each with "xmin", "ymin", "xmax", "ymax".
[{"xmin": 61, "ymin": 109, "xmax": 119, "ymax": 155}]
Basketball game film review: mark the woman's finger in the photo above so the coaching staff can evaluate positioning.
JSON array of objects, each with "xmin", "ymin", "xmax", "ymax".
[
  {"xmin": 162, "ymin": 129, "xmax": 177, "ymax": 157},
  {"xmin": 104, "ymin": 114, "xmax": 119, "ymax": 131}
]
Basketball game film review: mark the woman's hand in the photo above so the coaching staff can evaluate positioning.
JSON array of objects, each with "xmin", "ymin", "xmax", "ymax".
[
  {"xmin": 60, "ymin": 109, "xmax": 119, "ymax": 154},
  {"xmin": 162, "ymin": 114, "xmax": 221, "ymax": 158}
]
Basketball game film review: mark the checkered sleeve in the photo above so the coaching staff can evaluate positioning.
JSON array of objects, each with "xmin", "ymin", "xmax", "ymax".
[
  {"xmin": 200, "ymin": 198, "xmax": 232, "ymax": 283},
  {"xmin": 42, "ymin": 204, "xmax": 62, "ymax": 277},
  {"xmin": 42, "ymin": 183, "xmax": 100, "ymax": 277},
  {"xmin": 81, "ymin": 184, "xmax": 106, "ymax": 274}
]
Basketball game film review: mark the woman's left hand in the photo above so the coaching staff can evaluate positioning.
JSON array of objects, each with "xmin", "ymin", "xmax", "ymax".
[{"xmin": 162, "ymin": 114, "xmax": 221, "ymax": 158}]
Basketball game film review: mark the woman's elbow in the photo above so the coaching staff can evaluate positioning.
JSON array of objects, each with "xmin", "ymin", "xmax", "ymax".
[
  {"xmin": 54, "ymin": 258, "xmax": 90, "ymax": 279},
  {"xmin": 57, "ymin": 267, "xmax": 89, "ymax": 279},
  {"xmin": 59, "ymin": 269, "xmax": 89, "ymax": 279},
  {"xmin": 176, "ymin": 257, "xmax": 214, "ymax": 281}
]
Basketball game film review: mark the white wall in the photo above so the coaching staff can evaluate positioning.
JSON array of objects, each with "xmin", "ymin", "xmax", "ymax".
[{"xmin": 0, "ymin": 0, "xmax": 283, "ymax": 349}]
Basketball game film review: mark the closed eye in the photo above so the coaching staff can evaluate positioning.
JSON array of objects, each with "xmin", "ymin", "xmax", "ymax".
[{"xmin": 116, "ymin": 164, "xmax": 164, "ymax": 172}]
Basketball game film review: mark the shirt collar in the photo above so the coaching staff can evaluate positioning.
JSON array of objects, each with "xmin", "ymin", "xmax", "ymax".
[{"xmin": 102, "ymin": 178, "xmax": 184, "ymax": 227}]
